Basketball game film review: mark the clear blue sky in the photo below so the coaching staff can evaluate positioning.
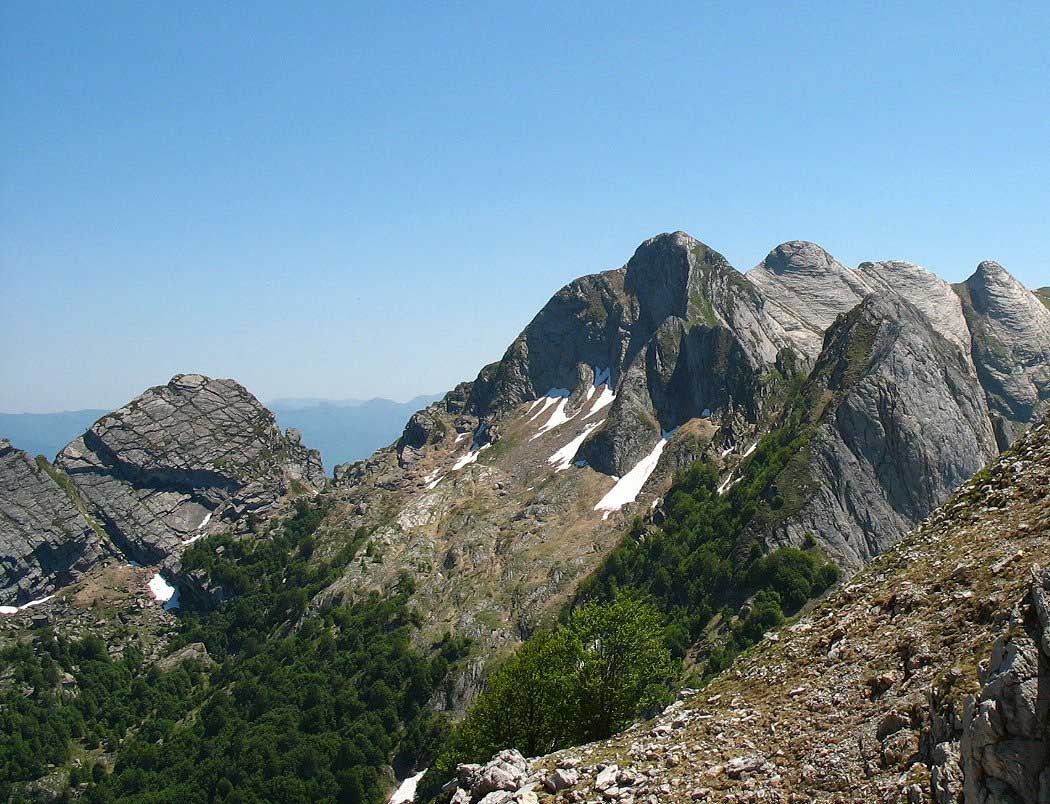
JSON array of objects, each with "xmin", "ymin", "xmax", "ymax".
[{"xmin": 2, "ymin": 2, "xmax": 1048, "ymax": 412}]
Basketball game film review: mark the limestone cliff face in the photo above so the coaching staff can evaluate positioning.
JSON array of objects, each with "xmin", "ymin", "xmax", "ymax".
[
  {"xmin": 0, "ymin": 440, "xmax": 105, "ymax": 605},
  {"xmin": 761, "ymin": 295, "xmax": 999, "ymax": 569},
  {"xmin": 54, "ymin": 374, "xmax": 326, "ymax": 565}
]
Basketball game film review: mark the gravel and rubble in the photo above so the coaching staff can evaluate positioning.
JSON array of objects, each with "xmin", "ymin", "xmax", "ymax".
[{"xmin": 0, "ymin": 560, "xmax": 182, "ymax": 667}]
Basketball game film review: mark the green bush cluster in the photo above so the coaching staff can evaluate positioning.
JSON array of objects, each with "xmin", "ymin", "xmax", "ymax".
[
  {"xmin": 89, "ymin": 591, "xmax": 459, "ymax": 804},
  {"xmin": 418, "ymin": 597, "xmax": 675, "ymax": 801},
  {"xmin": 579, "ymin": 434, "xmax": 839, "ymax": 673},
  {"xmin": 0, "ymin": 634, "xmax": 204, "ymax": 802},
  {"xmin": 3, "ymin": 500, "xmax": 468, "ymax": 804}
]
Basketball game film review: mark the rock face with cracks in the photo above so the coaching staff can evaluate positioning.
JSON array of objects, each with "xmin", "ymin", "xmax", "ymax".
[
  {"xmin": 53, "ymin": 374, "xmax": 326, "ymax": 567},
  {"xmin": 3, "ymin": 374, "xmax": 326, "ymax": 605},
  {"xmin": 0, "ymin": 439, "xmax": 105, "ymax": 605}
]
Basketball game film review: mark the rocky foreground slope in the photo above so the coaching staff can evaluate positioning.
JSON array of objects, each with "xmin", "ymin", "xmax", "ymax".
[{"xmin": 441, "ymin": 414, "xmax": 1050, "ymax": 803}]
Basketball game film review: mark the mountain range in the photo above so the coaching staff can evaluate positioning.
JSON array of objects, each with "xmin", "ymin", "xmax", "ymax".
[{"xmin": 1, "ymin": 231, "xmax": 1048, "ymax": 803}]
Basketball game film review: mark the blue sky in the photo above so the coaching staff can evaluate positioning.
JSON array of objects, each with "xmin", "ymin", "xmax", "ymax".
[{"xmin": 2, "ymin": 2, "xmax": 1048, "ymax": 412}]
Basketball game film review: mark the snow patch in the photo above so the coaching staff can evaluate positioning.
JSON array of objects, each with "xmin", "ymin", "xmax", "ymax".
[
  {"xmin": 528, "ymin": 388, "xmax": 570, "ymax": 422},
  {"xmin": 584, "ymin": 386, "xmax": 615, "ymax": 419},
  {"xmin": 742, "ymin": 442, "xmax": 758, "ymax": 458},
  {"xmin": 530, "ymin": 395, "xmax": 580, "ymax": 440},
  {"xmin": 389, "ymin": 769, "xmax": 427, "ymax": 804},
  {"xmin": 718, "ymin": 474, "xmax": 742, "ymax": 496},
  {"xmin": 547, "ymin": 421, "xmax": 603, "ymax": 472},
  {"xmin": 0, "ymin": 595, "xmax": 55, "ymax": 616},
  {"xmin": 452, "ymin": 443, "xmax": 490, "ymax": 471},
  {"xmin": 593, "ymin": 431, "xmax": 674, "ymax": 519},
  {"xmin": 720, "ymin": 445, "xmax": 734, "ymax": 459},
  {"xmin": 423, "ymin": 468, "xmax": 444, "ymax": 489},
  {"xmin": 148, "ymin": 573, "xmax": 176, "ymax": 603},
  {"xmin": 454, "ymin": 432, "xmax": 469, "ymax": 444},
  {"xmin": 181, "ymin": 510, "xmax": 214, "ymax": 545},
  {"xmin": 148, "ymin": 574, "xmax": 181, "ymax": 611}
]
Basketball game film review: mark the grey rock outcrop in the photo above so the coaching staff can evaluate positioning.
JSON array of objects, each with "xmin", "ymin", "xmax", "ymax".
[
  {"xmin": 746, "ymin": 241, "xmax": 871, "ymax": 360},
  {"xmin": 441, "ymin": 749, "xmax": 538, "ymax": 803},
  {"xmin": 0, "ymin": 440, "xmax": 106, "ymax": 605},
  {"xmin": 956, "ymin": 262, "xmax": 1050, "ymax": 449},
  {"xmin": 956, "ymin": 567, "xmax": 1050, "ymax": 803},
  {"xmin": 55, "ymin": 374, "xmax": 325, "ymax": 565},
  {"xmin": 764, "ymin": 294, "xmax": 999, "ymax": 568},
  {"xmin": 854, "ymin": 260, "xmax": 973, "ymax": 354}
]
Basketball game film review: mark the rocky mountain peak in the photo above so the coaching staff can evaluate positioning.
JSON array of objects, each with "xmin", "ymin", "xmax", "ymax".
[
  {"xmin": 53, "ymin": 374, "xmax": 326, "ymax": 566},
  {"xmin": 745, "ymin": 242, "xmax": 869, "ymax": 360},
  {"xmin": 955, "ymin": 260, "xmax": 1050, "ymax": 448},
  {"xmin": 963, "ymin": 259, "xmax": 1045, "ymax": 316},
  {"xmin": 759, "ymin": 240, "xmax": 841, "ymax": 275}
]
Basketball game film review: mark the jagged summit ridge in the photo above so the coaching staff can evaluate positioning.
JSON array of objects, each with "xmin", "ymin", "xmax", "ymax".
[{"xmin": 465, "ymin": 232, "xmax": 794, "ymax": 476}]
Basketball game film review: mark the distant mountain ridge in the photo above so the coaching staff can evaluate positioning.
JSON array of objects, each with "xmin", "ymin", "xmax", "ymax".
[
  {"xmin": 0, "ymin": 410, "xmax": 108, "ymax": 462},
  {"xmin": 0, "ymin": 395, "xmax": 441, "ymax": 471},
  {"xmin": 270, "ymin": 394, "xmax": 443, "ymax": 469}
]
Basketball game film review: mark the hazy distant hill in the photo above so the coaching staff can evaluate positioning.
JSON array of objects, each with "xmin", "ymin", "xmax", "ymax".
[
  {"xmin": 0, "ymin": 410, "xmax": 108, "ymax": 460},
  {"xmin": 271, "ymin": 395, "xmax": 442, "ymax": 470},
  {"xmin": 0, "ymin": 395, "xmax": 440, "ymax": 472}
]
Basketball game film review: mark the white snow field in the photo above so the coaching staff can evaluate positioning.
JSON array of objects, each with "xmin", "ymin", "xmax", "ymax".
[
  {"xmin": 593, "ymin": 431, "xmax": 675, "ymax": 519},
  {"xmin": 547, "ymin": 420, "xmax": 604, "ymax": 472}
]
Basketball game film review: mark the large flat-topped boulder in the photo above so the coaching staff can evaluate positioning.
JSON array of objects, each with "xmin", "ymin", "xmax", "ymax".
[
  {"xmin": 56, "ymin": 374, "xmax": 325, "ymax": 564},
  {"xmin": 0, "ymin": 439, "xmax": 105, "ymax": 605}
]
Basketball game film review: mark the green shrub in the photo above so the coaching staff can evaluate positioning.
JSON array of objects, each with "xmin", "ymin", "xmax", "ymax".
[{"xmin": 420, "ymin": 597, "xmax": 674, "ymax": 800}]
